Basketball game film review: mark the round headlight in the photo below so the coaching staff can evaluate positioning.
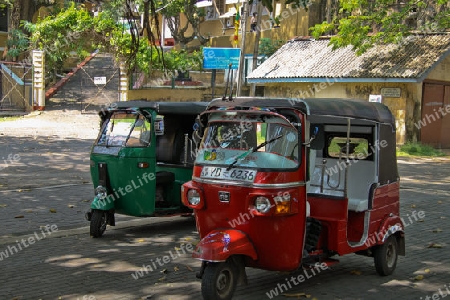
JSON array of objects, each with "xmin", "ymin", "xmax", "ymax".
[
  {"xmin": 187, "ymin": 189, "xmax": 201, "ymax": 206},
  {"xmin": 95, "ymin": 185, "xmax": 108, "ymax": 200},
  {"xmin": 255, "ymin": 196, "xmax": 272, "ymax": 213}
]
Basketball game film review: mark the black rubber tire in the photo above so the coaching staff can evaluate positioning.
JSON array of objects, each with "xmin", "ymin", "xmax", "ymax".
[
  {"xmin": 305, "ymin": 217, "xmax": 322, "ymax": 251},
  {"xmin": 201, "ymin": 261, "xmax": 238, "ymax": 300},
  {"xmin": 90, "ymin": 210, "xmax": 107, "ymax": 238},
  {"xmin": 374, "ymin": 235, "xmax": 398, "ymax": 276}
]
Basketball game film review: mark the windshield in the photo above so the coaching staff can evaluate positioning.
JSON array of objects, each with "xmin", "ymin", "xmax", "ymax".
[
  {"xmin": 196, "ymin": 113, "xmax": 299, "ymax": 170},
  {"xmin": 96, "ymin": 111, "xmax": 151, "ymax": 147}
]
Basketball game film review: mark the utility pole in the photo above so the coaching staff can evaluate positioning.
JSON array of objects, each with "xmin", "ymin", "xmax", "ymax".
[{"xmin": 236, "ymin": 1, "xmax": 248, "ymax": 97}]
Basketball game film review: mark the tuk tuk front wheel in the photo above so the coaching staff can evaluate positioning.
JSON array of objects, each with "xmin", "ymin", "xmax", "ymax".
[
  {"xmin": 201, "ymin": 261, "xmax": 238, "ymax": 300},
  {"xmin": 90, "ymin": 210, "xmax": 107, "ymax": 238},
  {"xmin": 374, "ymin": 235, "xmax": 398, "ymax": 276}
]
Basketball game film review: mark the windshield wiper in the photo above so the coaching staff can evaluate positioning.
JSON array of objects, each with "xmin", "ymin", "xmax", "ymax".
[{"xmin": 226, "ymin": 134, "xmax": 283, "ymax": 171}]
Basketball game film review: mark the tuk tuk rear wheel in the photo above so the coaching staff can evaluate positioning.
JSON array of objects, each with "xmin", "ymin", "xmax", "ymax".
[
  {"xmin": 374, "ymin": 235, "xmax": 398, "ymax": 276},
  {"xmin": 201, "ymin": 261, "xmax": 238, "ymax": 300},
  {"xmin": 90, "ymin": 210, "xmax": 107, "ymax": 238}
]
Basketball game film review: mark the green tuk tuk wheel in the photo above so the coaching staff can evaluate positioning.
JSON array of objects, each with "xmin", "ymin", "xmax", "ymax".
[
  {"xmin": 374, "ymin": 234, "xmax": 398, "ymax": 276},
  {"xmin": 90, "ymin": 210, "xmax": 107, "ymax": 238},
  {"xmin": 201, "ymin": 260, "xmax": 238, "ymax": 300}
]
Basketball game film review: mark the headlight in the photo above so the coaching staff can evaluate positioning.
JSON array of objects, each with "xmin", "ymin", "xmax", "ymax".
[
  {"xmin": 95, "ymin": 185, "xmax": 108, "ymax": 200},
  {"xmin": 187, "ymin": 189, "xmax": 201, "ymax": 206},
  {"xmin": 255, "ymin": 196, "xmax": 272, "ymax": 213}
]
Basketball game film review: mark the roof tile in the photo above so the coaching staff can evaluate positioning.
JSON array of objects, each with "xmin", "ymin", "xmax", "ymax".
[{"xmin": 248, "ymin": 34, "xmax": 450, "ymax": 81}]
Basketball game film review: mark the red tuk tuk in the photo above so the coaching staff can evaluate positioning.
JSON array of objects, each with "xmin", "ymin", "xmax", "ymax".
[{"xmin": 182, "ymin": 97, "xmax": 405, "ymax": 299}]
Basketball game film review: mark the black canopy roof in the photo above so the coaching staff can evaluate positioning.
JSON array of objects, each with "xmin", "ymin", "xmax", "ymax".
[
  {"xmin": 108, "ymin": 100, "xmax": 209, "ymax": 115},
  {"xmin": 207, "ymin": 97, "xmax": 395, "ymax": 126}
]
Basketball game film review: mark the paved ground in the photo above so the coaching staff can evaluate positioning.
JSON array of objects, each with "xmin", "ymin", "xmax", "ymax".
[{"xmin": 0, "ymin": 111, "xmax": 449, "ymax": 300}]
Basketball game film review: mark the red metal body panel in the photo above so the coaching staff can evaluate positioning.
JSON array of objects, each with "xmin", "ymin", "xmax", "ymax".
[
  {"xmin": 191, "ymin": 176, "xmax": 308, "ymax": 271},
  {"xmin": 192, "ymin": 229, "xmax": 258, "ymax": 261},
  {"xmin": 308, "ymin": 181, "xmax": 401, "ymax": 255}
]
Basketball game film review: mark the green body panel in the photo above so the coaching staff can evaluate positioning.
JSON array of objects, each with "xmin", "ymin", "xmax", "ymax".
[
  {"xmin": 90, "ymin": 150, "xmax": 157, "ymax": 216},
  {"xmin": 89, "ymin": 108, "xmax": 198, "ymax": 217}
]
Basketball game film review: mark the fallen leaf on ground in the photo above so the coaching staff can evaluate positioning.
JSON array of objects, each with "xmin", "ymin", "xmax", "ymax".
[
  {"xmin": 411, "ymin": 204, "xmax": 416, "ymax": 208},
  {"xmin": 437, "ymin": 201, "xmax": 443, "ymax": 204},
  {"xmin": 158, "ymin": 276, "xmax": 166, "ymax": 281},
  {"xmin": 350, "ymin": 270, "xmax": 362, "ymax": 275},
  {"xmin": 174, "ymin": 266, "xmax": 179, "ymax": 272},
  {"xmin": 137, "ymin": 239, "xmax": 145, "ymax": 243},
  {"xmin": 68, "ymin": 205, "xmax": 74, "ymax": 208},
  {"xmin": 15, "ymin": 215, "xmax": 24, "ymax": 218},
  {"xmin": 414, "ymin": 275, "xmax": 424, "ymax": 281},
  {"xmin": 185, "ymin": 265, "xmax": 193, "ymax": 272},
  {"xmin": 440, "ymin": 216, "xmax": 446, "ymax": 219},
  {"xmin": 81, "ymin": 199, "xmax": 90, "ymax": 202},
  {"xmin": 427, "ymin": 243, "xmax": 443, "ymax": 248},
  {"xmin": 0, "ymin": 204, "xmax": 7, "ymax": 208},
  {"xmin": 281, "ymin": 292, "xmax": 311, "ymax": 298},
  {"xmin": 160, "ymin": 269, "xmax": 168, "ymax": 274},
  {"xmin": 418, "ymin": 219, "xmax": 424, "ymax": 222},
  {"xmin": 424, "ymin": 269, "xmax": 430, "ymax": 273},
  {"xmin": 433, "ymin": 228, "xmax": 443, "ymax": 233},
  {"xmin": 49, "ymin": 208, "xmax": 57, "ymax": 213}
]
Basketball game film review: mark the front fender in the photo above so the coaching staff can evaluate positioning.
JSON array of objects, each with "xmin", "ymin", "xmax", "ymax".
[
  {"xmin": 193, "ymin": 229, "xmax": 258, "ymax": 262},
  {"xmin": 90, "ymin": 196, "xmax": 115, "ymax": 211}
]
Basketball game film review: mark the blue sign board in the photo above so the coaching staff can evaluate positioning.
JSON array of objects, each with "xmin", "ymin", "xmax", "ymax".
[{"xmin": 203, "ymin": 47, "xmax": 241, "ymax": 70}]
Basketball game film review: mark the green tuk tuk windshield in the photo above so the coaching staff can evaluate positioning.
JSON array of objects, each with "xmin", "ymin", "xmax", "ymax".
[
  {"xmin": 96, "ymin": 111, "xmax": 151, "ymax": 147},
  {"xmin": 196, "ymin": 112, "xmax": 299, "ymax": 170}
]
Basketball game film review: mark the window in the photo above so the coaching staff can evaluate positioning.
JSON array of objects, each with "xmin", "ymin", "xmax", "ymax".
[
  {"xmin": 327, "ymin": 136, "xmax": 370, "ymax": 160},
  {"xmin": 0, "ymin": 8, "xmax": 8, "ymax": 32},
  {"xmin": 197, "ymin": 114, "xmax": 299, "ymax": 170},
  {"xmin": 97, "ymin": 112, "xmax": 151, "ymax": 147}
]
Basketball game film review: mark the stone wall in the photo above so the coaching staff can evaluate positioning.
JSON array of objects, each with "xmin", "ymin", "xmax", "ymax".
[{"xmin": 127, "ymin": 86, "xmax": 227, "ymax": 102}]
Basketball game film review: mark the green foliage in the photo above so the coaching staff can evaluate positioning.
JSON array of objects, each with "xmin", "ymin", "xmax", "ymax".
[
  {"xmin": 6, "ymin": 29, "xmax": 29, "ymax": 59},
  {"xmin": 23, "ymin": 3, "xmax": 99, "ymax": 74},
  {"xmin": 310, "ymin": 0, "xmax": 450, "ymax": 55},
  {"xmin": 258, "ymin": 38, "xmax": 285, "ymax": 58},
  {"xmin": 397, "ymin": 142, "xmax": 446, "ymax": 157}
]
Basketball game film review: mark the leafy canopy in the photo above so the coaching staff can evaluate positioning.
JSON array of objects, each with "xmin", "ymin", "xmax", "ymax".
[{"xmin": 310, "ymin": 0, "xmax": 450, "ymax": 55}]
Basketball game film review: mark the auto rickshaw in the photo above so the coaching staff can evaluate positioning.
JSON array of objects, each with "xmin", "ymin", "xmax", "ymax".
[
  {"xmin": 181, "ymin": 97, "xmax": 405, "ymax": 299},
  {"xmin": 86, "ymin": 100, "xmax": 208, "ymax": 237}
]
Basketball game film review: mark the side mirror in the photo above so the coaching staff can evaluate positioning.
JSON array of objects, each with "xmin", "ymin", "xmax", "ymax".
[{"xmin": 155, "ymin": 116, "xmax": 164, "ymax": 136}]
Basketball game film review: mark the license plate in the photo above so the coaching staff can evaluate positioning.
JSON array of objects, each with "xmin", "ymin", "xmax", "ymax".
[{"xmin": 200, "ymin": 167, "xmax": 256, "ymax": 182}]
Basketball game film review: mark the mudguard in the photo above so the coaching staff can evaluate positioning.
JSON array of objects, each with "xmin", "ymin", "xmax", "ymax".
[
  {"xmin": 193, "ymin": 229, "xmax": 258, "ymax": 262},
  {"xmin": 90, "ymin": 196, "xmax": 115, "ymax": 211},
  {"xmin": 377, "ymin": 215, "xmax": 406, "ymax": 256}
]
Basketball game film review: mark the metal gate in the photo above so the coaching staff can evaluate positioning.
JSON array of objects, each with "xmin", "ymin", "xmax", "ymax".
[
  {"xmin": 79, "ymin": 53, "xmax": 120, "ymax": 113},
  {"xmin": 0, "ymin": 62, "xmax": 32, "ymax": 112}
]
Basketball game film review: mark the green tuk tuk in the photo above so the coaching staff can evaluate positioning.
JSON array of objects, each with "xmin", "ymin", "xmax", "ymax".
[{"xmin": 85, "ymin": 100, "xmax": 208, "ymax": 237}]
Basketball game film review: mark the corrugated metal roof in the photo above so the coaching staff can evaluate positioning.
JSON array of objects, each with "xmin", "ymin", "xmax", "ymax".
[{"xmin": 247, "ymin": 34, "xmax": 450, "ymax": 82}]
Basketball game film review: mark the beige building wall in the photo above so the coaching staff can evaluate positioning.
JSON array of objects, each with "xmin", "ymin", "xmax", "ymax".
[
  {"xmin": 200, "ymin": 0, "xmax": 310, "ymax": 50},
  {"xmin": 426, "ymin": 55, "xmax": 450, "ymax": 82},
  {"xmin": 127, "ymin": 86, "xmax": 227, "ymax": 102}
]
